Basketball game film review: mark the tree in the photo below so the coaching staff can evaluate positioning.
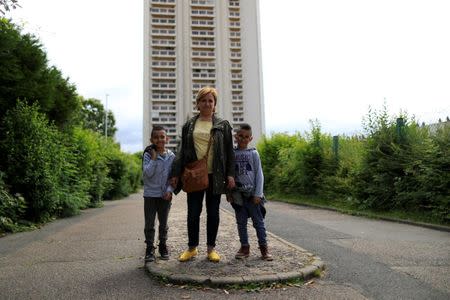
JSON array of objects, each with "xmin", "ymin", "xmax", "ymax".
[
  {"xmin": 0, "ymin": 19, "xmax": 80, "ymax": 129},
  {"xmin": 79, "ymin": 97, "xmax": 117, "ymax": 138},
  {"xmin": 0, "ymin": 0, "xmax": 20, "ymax": 15}
]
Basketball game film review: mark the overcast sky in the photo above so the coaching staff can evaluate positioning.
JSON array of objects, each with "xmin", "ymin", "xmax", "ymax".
[{"xmin": 9, "ymin": 0, "xmax": 450, "ymax": 153}]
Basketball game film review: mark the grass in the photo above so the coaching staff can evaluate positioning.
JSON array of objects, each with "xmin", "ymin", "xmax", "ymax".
[{"xmin": 268, "ymin": 192, "xmax": 450, "ymax": 228}]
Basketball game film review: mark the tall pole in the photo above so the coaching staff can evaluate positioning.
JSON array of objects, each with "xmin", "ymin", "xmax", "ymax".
[{"xmin": 105, "ymin": 93, "xmax": 109, "ymax": 137}]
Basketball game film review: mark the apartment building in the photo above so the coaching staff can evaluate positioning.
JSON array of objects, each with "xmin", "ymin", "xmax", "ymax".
[{"xmin": 143, "ymin": 0, "xmax": 265, "ymax": 151}]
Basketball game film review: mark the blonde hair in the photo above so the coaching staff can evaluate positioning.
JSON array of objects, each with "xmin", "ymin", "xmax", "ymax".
[{"xmin": 195, "ymin": 86, "xmax": 218, "ymax": 106}]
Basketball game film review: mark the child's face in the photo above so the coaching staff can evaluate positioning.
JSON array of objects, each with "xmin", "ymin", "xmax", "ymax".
[
  {"xmin": 235, "ymin": 129, "xmax": 253, "ymax": 149},
  {"xmin": 150, "ymin": 130, "xmax": 168, "ymax": 151}
]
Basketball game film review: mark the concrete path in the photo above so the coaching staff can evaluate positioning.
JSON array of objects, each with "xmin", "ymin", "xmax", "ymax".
[
  {"xmin": 1, "ymin": 191, "xmax": 448, "ymax": 299},
  {"xmin": 254, "ymin": 200, "xmax": 450, "ymax": 300}
]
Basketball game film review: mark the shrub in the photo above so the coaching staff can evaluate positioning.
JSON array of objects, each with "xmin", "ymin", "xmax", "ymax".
[
  {"xmin": 0, "ymin": 171, "xmax": 26, "ymax": 233},
  {"xmin": 1, "ymin": 101, "xmax": 89, "ymax": 221}
]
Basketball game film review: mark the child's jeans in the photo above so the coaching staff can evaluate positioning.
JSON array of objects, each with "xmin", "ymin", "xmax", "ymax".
[
  {"xmin": 144, "ymin": 197, "xmax": 171, "ymax": 246},
  {"xmin": 232, "ymin": 199, "xmax": 267, "ymax": 246}
]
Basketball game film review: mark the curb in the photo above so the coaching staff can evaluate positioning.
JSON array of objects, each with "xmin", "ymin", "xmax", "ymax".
[
  {"xmin": 146, "ymin": 260, "xmax": 324, "ymax": 287},
  {"xmin": 146, "ymin": 207, "xmax": 325, "ymax": 287},
  {"xmin": 271, "ymin": 199, "xmax": 450, "ymax": 233}
]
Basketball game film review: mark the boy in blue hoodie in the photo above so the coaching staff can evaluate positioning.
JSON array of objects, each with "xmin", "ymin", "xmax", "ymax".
[
  {"xmin": 228, "ymin": 123, "xmax": 273, "ymax": 261},
  {"xmin": 143, "ymin": 126, "xmax": 175, "ymax": 262}
]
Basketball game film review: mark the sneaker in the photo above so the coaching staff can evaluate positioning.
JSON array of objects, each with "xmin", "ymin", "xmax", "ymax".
[
  {"xmin": 207, "ymin": 249, "xmax": 221, "ymax": 262},
  {"xmin": 235, "ymin": 245, "xmax": 250, "ymax": 259},
  {"xmin": 145, "ymin": 246, "xmax": 155, "ymax": 262},
  {"xmin": 259, "ymin": 245, "xmax": 273, "ymax": 261},
  {"xmin": 178, "ymin": 248, "xmax": 198, "ymax": 262},
  {"xmin": 159, "ymin": 242, "xmax": 169, "ymax": 260}
]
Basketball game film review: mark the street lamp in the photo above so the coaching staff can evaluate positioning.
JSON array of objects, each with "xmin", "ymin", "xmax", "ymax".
[{"xmin": 105, "ymin": 93, "xmax": 109, "ymax": 137}]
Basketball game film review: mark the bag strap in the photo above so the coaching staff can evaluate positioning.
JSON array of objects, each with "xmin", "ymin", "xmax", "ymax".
[{"xmin": 203, "ymin": 134, "xmax": 213, "ymax": 160}]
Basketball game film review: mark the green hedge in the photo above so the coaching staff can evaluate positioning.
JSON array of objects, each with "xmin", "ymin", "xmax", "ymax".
[
  {"xmin": 0, "ymin": 101, "xmax": 142, "ymax": 230},
  {"xmin": 258, "ymin": 110, "xmax": 450, "ymax": 223}
]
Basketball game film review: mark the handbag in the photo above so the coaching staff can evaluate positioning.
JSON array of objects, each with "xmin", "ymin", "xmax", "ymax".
[{"xmin": 181, "ymin": 135, "xmax": 213, "ymax": 193}]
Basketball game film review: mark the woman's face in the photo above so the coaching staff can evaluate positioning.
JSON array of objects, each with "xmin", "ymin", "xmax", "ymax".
[{"xmin": 197, "ymin": 93, "xmax": 215, "ymax": 116}]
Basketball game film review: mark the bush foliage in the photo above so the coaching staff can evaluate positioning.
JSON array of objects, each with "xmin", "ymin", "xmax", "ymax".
[
  {"xmin": 258, "ymin": 108, "xmax": 450, "ymax": 223},
  {"xmin": 0, "ymin": 19, "xmax": 142, "ymax": 233}
]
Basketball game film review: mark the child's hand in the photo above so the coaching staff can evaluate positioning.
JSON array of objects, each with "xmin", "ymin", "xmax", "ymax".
[
  {"xmin": 226, "ymin": 194, "xmax": 233, "ymax": 203},
  {"xmin": 170, "ymin": 177, "xmax": 178, "ymax": 188},
  {"xmin": 151, "ymin": 149, "xmax": 157, "ymax": 160},
  {"xmin": 253, "ymin": 197, "xmax": 261, "ymax": 205},
  {"xmin": 226, "ymin": 176, "xmax": 235, "ymax": 189},
  {"xmin": 163, "ymin": 192, "xmax": 172, "ymax": 201}
]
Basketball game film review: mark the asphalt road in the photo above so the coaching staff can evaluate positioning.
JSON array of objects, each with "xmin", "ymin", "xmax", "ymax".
[
  {"xmin": 252, "ymin": 200, "xmax": 450, "ymax": 299},
  {"xmin": 1, "ymin": 192, "xmax": 449, "ymax": 299}
]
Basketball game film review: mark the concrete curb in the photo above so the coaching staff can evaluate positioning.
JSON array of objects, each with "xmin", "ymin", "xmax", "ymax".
[
  {"xmin": 146, "ymin": 207, "xmax": 325, "ymax": 287},
  {"xmin": 146, "ymin": 259, "xmax": 325, "ymax": 287}
]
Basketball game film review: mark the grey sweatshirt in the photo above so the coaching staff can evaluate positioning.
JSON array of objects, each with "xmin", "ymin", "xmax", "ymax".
[
  {"xmin": 143, "ymin": 149, "xmax": 175, "ymax": 198},
  {"xmin": 233, "ymin": 147, "xmax": 264, "ymax": 198}
]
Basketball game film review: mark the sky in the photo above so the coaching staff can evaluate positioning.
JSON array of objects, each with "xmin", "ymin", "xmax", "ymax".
[{"xmin": 8, "ymin": 0, "xmax": 450, "ymax": 153}]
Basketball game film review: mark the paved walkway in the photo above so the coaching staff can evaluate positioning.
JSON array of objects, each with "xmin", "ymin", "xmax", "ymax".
[{"xmin": 146, "ymin": 192, "xmax": 324, "ymax": 285}]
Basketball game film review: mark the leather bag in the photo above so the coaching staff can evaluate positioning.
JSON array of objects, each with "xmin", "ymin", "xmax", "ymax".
[{"xmin": 181, "ymin": 136, "xmax": 213, "ymax": 193}]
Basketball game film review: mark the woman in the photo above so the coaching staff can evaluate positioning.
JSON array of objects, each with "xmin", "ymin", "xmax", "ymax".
[{"xmin": 171, "ymin": 86, "xmax": 235, "ymax": 262}]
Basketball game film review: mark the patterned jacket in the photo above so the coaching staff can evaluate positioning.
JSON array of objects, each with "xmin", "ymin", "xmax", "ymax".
[{"xmin": 171, "ymin": 114, "xmax": 235, "ymax": 195}]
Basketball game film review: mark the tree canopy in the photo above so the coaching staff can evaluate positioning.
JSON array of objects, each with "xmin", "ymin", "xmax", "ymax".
[{"xmin": 0, "ymin": 18, "xmax": 80, "ymax": 128}]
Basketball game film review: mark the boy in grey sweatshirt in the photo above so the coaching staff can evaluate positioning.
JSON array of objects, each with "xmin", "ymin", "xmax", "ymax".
[
  {"xmin": 143, "ymin": 126, "xmax": 175, "ymax": 262},
  {"xmin": 227, "ymin": 123, "xmax": 273, "ymax": 261}
]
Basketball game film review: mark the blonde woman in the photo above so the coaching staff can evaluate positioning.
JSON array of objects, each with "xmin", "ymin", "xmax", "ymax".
[{"xmin": 171, "ymin": 86, "xmax": 235, "ymax": 262}]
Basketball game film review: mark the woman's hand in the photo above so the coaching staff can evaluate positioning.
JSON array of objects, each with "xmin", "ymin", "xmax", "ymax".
[
  {"xmin": 170, "ymin": 177, "xmax": 178, "ymax": 189},
  {"xmin": 253, "ymin": 196, "xmax": 261, "ymax": 205},
  {"xmin": 226, "ymin": 176, "xmax": 235, "ymax": 189}
]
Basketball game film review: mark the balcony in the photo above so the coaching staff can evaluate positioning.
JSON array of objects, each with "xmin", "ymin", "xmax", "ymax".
[
  {"xmin": 191, "ymin": 9, "xmax": 214, "ymax": 17},
  {"xmin": 152, "ymin": 117, "xmax": 177, "ymax": 124},
  {"xmin": 231, "ymin": 73, "xmax": 242, "ymax": 80},
  {"xmin": 192, "ymin": 83, "xmax": 215, "ymax": 90},
  {"xmin": 151, "ymin": 39, "xmax": 175, "ymax": 47},
  {"xmin": 229, "ymin": 31, "xmax": 241, "ymax": 38},
  {"xmin": 191, "ymin": 30, "xmax": 215, "ymax": 37},
  {"xmin": 232, "ymin": 94, "xmax": 243, "ymax": 102},
  {"xmin": 151, "ymin": 93, "xmax": 176, "ymax": 100},
  {"xmin": 192, "ymin": 72, "xmax": 216, "ymax": 79},
  {"xmin": 229, "ymin": 11, "xmax": 240, "ymax": 19},
  {"xmin": 151, "ymin": 18, "xmax": 176, "ymax": 25},
  {"xmin": 152, "ymin": 50, "xmax": 176, "ymax": 57},
  {"xmin": 230, "ymin": 52, "xmax": 241, "ymax": 59},
  {"xmin": 150, "ymin": 7, "xmax": 175, "ymax": 16},
  {"xmin": 152, "ymin": 83, "xmax": 176, "ymax": 90},
  {"xmin": 231, "ymin": 62, "xmax": 242, "ymax": 70},
  {"xmin": 230, "ymin": 41, "xmax": 241, "ymax": 49},
  {"xmin": 152, "ymin": 60, "xmax": 176, "ymax": 68},
  {"xmin": 152, "ymin": 105, "xmax": 177, "ymax": 112},
  {"xmin": 232, "ymin": 84, "xmax": 243, "ymax": 90},
  {"xmin": 151, "ymin": 0, "xmax": 175, "ymax": 5},
  {"xmin": 151, "ymin": 29, "xmax": 176, "ymax": 36},
  {"xmin": 191, "ymin": 0, "xmax": 214, "ymax": 7},
  {"xmin": 229, "ymin": 21, "xmax": 240, "ymax": 28},
  {"xmin": 192, "ymin": 62, "xmax": 216, "ymax": 69},
  {"xmin": 192, "ymin": 50, "xmax": 215, "ymax": 58},
  {"xmin": 191, "ymin": 40, "xmax": 215, "ymax": 48},
  {"xmin": 152, "ymin": 72, "xmax": 176, "ymax": 79},
  {"xmin": 191, "ymin": 19, "xmax": 215, "ymax": 27}
]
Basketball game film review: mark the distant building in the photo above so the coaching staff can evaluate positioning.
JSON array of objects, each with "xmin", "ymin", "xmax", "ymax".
[
  {"xmin": 426, "ymin": 117, "xmax": 450, "ymax": 134},
  {"xmin": 143, "ymin": 0, "xmax": 265, "ymax": 150}
]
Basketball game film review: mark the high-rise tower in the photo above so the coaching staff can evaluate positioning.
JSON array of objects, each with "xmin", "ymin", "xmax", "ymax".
[{"xmin": 143, "ymin": 0, "xmax": 265, "ymax": 150}]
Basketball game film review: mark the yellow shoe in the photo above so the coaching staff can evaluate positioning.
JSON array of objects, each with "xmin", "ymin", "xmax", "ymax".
[
  {"xmin": 178, "ymin": 248, "xmax": 198, "ymax": 262},
  {"xmin": 207, "ymin": 249, "xmax": 220, "ymax": 262}
]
